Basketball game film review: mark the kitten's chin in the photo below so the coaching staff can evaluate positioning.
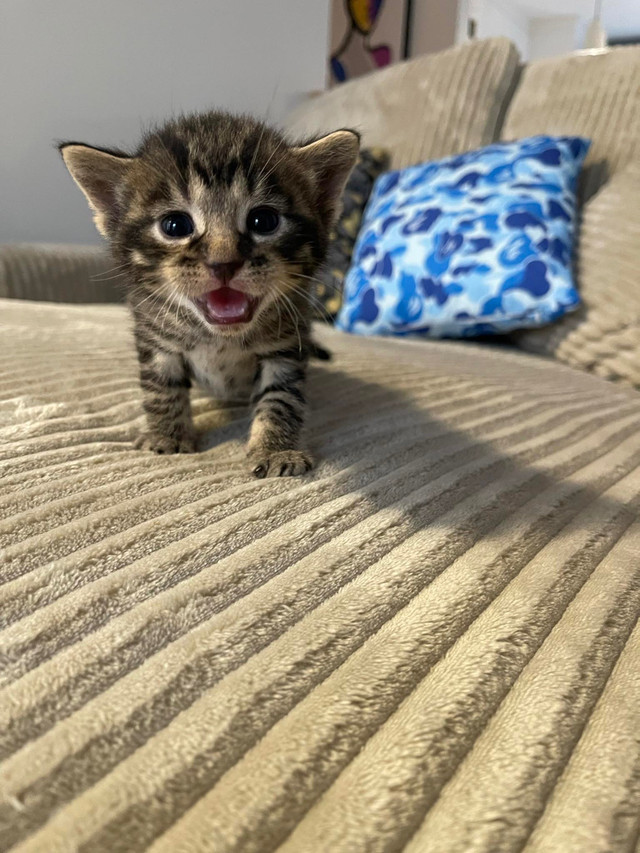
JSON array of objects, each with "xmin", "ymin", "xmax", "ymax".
[{"xmin": 193, "ymin": 287, "xmax": 260, "ymax": 327}]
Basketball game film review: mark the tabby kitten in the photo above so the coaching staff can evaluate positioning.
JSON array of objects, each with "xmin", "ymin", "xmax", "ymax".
[{"xmin": 60, "ymin": 112, "xmax": 359, "ymax": 477}]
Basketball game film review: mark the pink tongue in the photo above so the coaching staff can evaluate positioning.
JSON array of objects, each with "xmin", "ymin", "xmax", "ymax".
[{"xmin": 204, "ymin": 288, "xmax": 251, "ymax": 323}]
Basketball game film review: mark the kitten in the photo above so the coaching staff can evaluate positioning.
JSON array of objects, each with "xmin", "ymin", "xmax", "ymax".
[{"xmin": 60, "ymin": 112, "xmax": 359, "ymax": 477}]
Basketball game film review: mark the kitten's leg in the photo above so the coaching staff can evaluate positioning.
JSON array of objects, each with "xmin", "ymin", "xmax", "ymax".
[
  {"xmin": 134, "ymin": 344, "xmax": 196, "ymax": 454},
  {"xmin": 247, "ymin": 352, "xmax": 313, "ymax": 478}
]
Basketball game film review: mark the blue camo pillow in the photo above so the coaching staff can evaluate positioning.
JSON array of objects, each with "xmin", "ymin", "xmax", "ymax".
[{"xmin": 336, "ymin": 135, "xmax": 591, "ymax": 338}]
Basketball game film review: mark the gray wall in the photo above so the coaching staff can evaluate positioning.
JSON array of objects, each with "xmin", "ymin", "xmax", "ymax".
[{"xmin": 0, "ymin": 0, "xmax": 330, "ymax": 245}]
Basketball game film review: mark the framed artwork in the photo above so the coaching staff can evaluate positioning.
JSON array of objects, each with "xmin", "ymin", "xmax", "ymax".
[{"xmin": 329, "ymin": 0, "xmax": 412, "ymax": 86}]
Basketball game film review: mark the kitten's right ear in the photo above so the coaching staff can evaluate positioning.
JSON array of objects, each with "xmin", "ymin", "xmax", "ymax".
[{"xmin": 59, "ymin": 143, "xmax": 133, "ymax": 236}]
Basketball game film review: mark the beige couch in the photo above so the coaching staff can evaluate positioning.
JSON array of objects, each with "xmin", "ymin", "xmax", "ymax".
[{"xmin": 2, "ymin": 38, "xmax": 640, "ymax": 853}]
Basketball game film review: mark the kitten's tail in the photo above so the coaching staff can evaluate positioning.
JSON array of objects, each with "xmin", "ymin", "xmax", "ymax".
[{"xmin": 309, "ymin": 341, "xmax": 332, "ymax": 361}]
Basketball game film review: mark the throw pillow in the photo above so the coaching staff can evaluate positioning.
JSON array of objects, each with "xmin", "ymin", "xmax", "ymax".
[
  {"xmin": 313, "ymin": 147, "xmax": 389, "ymax": 320},
  {"xmin": 336, "ymin": 135, "xmax": 590, "ymax": 338}
]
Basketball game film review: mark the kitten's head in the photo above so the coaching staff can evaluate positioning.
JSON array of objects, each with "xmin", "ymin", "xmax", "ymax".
[{"xmin": 59, "ymin": 112, "xmax": 359, "ymax": 335}]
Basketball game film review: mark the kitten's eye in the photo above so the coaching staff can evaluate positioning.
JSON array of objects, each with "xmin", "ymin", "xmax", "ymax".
[
  {"xmin": 160, "ymin": 212, "xmax": 194, "ymax": 239},
  {"xmin": 247, "ymin": 206, "xmax": 280, "ymax": 235}
]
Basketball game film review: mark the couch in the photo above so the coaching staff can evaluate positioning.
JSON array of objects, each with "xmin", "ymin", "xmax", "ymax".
[{"xmin": 2, "ymin": 38, "xmax": 640, "ymax": 853}]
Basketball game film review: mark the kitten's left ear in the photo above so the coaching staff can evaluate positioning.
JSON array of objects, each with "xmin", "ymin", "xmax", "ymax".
[
  {"xmin": 292, "ymin": 130, "xmax": 360, "ymax": 224},
  {"xmin": 59, "ymin": 142, "xmax": 134, "ymax": 236}
]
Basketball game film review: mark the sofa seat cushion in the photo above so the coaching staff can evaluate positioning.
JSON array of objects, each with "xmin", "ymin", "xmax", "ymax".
[
  {"xmin": 285, "ymin": 37, "xmax": 519, "ymax": 169},
  {"xmin": 2, "ymin": 298, "xmax": 640, "ymax": 852}
]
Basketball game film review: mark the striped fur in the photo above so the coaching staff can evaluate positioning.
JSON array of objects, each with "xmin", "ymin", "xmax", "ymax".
[{"xmin": 59, "ymin": 112, "xmax": 359, "ymax": 476}]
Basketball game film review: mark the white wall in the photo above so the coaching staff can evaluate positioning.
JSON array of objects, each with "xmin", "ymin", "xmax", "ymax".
[
  {"xmin": 452, "ymin": 0, "xmax": 640, "ymax": 61},
  {"xmin": 457, "ymin": 0, "xmax": 531, "ymax": 58},
  {"xmin": 529, "ymin": 15, "xmax": 580, "ymax": 60},
  {"xmin": 0, "ymin": 0, "xmax": 330, "ymax": 245}
]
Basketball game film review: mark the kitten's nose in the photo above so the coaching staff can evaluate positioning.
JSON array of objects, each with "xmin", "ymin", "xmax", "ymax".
[{"xmin": 206, "ymin": 259, "xmax": 244, "ymax": 285}]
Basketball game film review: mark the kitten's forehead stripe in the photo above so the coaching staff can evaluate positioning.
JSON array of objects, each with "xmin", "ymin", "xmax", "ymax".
[
  {"xmin": 193, "ymin": 160, "xmax": 212, "ymax": 188},
  {"xmin": 167, "ymin": 135, "xmax": 190, "ymax": 175},
  {"xmin": 144, "ymin": 180, "xmax": 175, "ymax": 208},
  {"xmin": 223, "ymin": 159, "xmax": 239, "ymax": 186}
]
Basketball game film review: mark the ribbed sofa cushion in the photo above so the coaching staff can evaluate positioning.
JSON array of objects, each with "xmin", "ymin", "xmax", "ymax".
[
  {"xmin": 501, "ymin": 46, "xmax": 640, "ymax": 202},
  {"xmin": 284, "ymin": 37, "xmax": 520, "ymax": 169},
  {"xmin": 0, "ymin": 243, "xmax": 118, "ymax": 303},
  {"xmin": 516, "ymin": 160, "xmax": 640, "ymax": 388},
  {"xmin": 503, "ymin": 47, "xmax": 640, "ymax": 384}
]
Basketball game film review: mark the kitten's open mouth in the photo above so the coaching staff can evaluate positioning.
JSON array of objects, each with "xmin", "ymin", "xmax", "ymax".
[{"xmin": 194, "ymin": 288, "xmax": 259, "ymax": 325}]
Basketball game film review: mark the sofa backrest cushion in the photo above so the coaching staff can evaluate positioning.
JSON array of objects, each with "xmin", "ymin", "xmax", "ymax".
[
  {"xmin": 515, "ymin": 160, "xmax": 640, "ymax": 389},
  {"xmin": 0, "ymin": 243, "xmax": 118, "ymax": 303},
  {"xmin": 501, "ymin": 46, "xmax": 640, "ymax": 202},
  {"xmin": 284, "ymin": 37, "xmax": 520, "ymax": 170}
]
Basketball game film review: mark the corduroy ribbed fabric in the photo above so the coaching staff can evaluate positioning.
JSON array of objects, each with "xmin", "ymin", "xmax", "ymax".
[
  {"xmin": 501, "ymin": 45, "xmax": 640, "ymax": 202},
  {"xmin": 2, "ymin": 298, "xmax": 640, "ymax": 852},
  {"xmin": 284, "ymin": 38, "xmax": 520, "ymax": 169},
  {"xmin": 0, "ymin": 244, "xmax": 118, "ymax": 304},
  {"xmin": 516, "ymin": 161, "xmax": 640, "ymax": 388},
  {"xmin": 503, "ymin": 47, "xmax": 640, "ymax": 386}
]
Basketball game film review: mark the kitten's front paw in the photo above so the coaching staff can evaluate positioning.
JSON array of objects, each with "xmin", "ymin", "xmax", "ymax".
[
  {"xmin": 248, "ymin": 449, "xmax": 314, "ymax": 479},
  {"xmin": 134, "ymin": 431, "xmax": 197, "ymax": 454}
]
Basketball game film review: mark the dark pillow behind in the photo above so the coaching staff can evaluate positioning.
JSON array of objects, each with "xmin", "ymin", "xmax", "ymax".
[{"xmin": 313, "ymin": 147, "xmax": 389, "ymax": 320}]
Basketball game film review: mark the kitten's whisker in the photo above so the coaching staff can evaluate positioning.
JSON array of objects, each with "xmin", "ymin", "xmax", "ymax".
[
  {"xmin": 257, "ymin": 145, "xmax": 292, "ymax": 186},
  {"xmin": 248, "ymin": 83, "xmax": 280, "ymax": 180},
  {"xmin": 273, "ymin": 276, "xmax": 323, "ymax": 316},
  {"xmin": 289, "ymin": 287, "xmax": 333, "ymax": 318},
  {"xmin": 152, "ymin": 135, "xmax": 186, "ymax": 188},
  {"xmin": 279, "ymin": 296, "xmax": 302, "ymax": 354},
  {"xmin": 92, "ymin": 262, "xmax": 128, "ymax": 275},
  {"xmin": 129, "ymin": 287, "xmax": 155, "ymax": 305},
  {"xmin": 132, "ymin": 288, "xmax": 165, "ymax": 312},
  {"xmin": 277, "ymin": 289, "xmax": 305, "ymax": 354},
  {"xmin": 149, "ymin": 285, "xmax": 175, "ymax": 331},
  {"xmin": 90, "ymin": 271, "xmax": 128, "ymax": 282},
  {"xmin": 90, "ymin": 262, "xmax": 130, "ymax": 281},
  {"xmin": 97, "ymin": 259, "xmax": 127, "ymax": 270},
  {"xmin": 247, "ymin": 124, "xmax": 268, "ymax": 183},
  {"xmin": 158, "ymin": 292, "xmax": 173, "ymax": 334},
  {"xmin": 150, "ymin": 300, "xmax": 166, "ymax": 331},
  {"xmin": 263, "ymin": 81, "xmax": 280, "ymax": 123},
  {"xmin": 160, "ymin": 287, "xmax": 183, "ymax": 334},
  {"xmin": 289, "ymin": 271, "xmax": 344, "ymax": 295},
  {"xmin": 254, "ymin": 139, "xmax": 287, "ymax": 185},
  {"xmin": 289, "ymin": 270, "xmax": 330, "ymax": 285},
  {"xmin": 284, "ymin": 281, "xmax": 335, "ymax": 324}
]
